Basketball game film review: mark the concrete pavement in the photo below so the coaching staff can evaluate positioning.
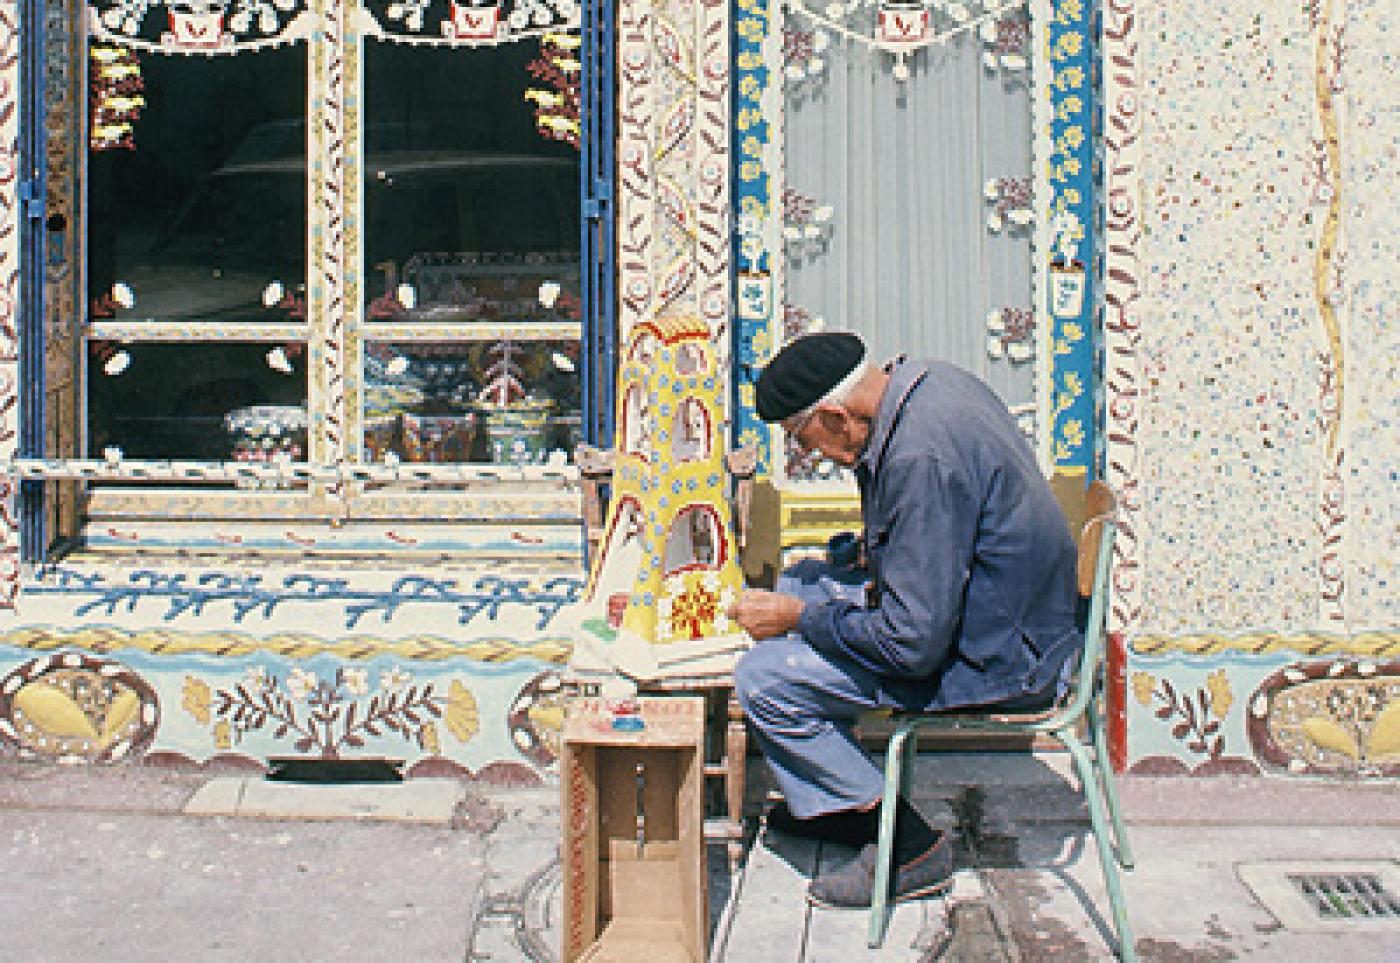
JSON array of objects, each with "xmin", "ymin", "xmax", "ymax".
[{"xmin": 1, "ymin": 755, "xmax": 1398, "ymax": 961}]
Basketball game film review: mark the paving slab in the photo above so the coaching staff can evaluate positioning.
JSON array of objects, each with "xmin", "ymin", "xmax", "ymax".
[
  {"xmin": 184, "ymin": 776, "xmax": 466, "ymax": 824},
  {"xmin": 0, "ymin": 806, "xmax": 486, "ymax": 962}
]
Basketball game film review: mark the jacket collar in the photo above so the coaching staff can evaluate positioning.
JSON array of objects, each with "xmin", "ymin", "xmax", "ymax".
[{"xmin": 857, "ymin": 357, "xmax": 929, "ymax": 480}]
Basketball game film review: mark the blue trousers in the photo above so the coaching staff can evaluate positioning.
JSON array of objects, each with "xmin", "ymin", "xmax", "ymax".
[{"xmin": 735, "ymin": 559, "xmax": 1059, "ymax": 818}]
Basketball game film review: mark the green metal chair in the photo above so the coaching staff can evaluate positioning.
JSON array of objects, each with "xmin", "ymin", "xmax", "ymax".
[{"xmin": 867, "ymin": 481, "xmax": 1136, "ymax": 961}]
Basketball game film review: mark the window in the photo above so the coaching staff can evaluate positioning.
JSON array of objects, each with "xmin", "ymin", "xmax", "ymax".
[{"xmin": 36, "ymin": 0, "xmax": 589, "ymax": 557}]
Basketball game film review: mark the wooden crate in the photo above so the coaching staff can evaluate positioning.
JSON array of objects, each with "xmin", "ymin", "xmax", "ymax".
[{"xmin": 561, "ymin": 696, "xmax": 707, "ymax": 963}]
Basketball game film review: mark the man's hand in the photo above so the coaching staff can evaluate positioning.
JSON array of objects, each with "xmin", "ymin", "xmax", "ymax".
[{"xmin": 728, "ymin": 589, "xmax": 804, "ymax": 641}]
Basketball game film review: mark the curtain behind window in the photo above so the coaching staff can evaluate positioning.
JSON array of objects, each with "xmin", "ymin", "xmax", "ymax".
[{"xmin": 783, "ymin": 30, "xmax": 1033, "ymax": 407}]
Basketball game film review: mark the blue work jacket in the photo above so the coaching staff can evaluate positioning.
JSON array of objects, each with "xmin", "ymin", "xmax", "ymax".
[{"xmin": 795, "ymin": 359, "xmax": 1083, "ymax": 710}]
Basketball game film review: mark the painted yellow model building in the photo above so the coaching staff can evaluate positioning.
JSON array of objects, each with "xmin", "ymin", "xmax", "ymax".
[{"xmin": 570, "ymin": 317, "xmax": 749, "ymax": 681}]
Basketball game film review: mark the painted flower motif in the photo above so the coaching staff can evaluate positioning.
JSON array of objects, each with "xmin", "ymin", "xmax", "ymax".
[
  {"xmin": 213, "ymin": 720, "xmax": 232, "ymax": 750},
  {"xmin": 262, "ymin": 281, "xmax": 284, "ymax": 308},
  {"xmin": 445, "ymin": 680, "xmax": 480, "ymax": 743},
  {"xmin": 245, "ymin": 665, "xmax": 269, "ymax": 689},
  {"xmin": 182, "ymin": 676, "xmax": 211, "ymax": 725},
  {"xmin": 111, "ymin": 283, "xmax": 136, "ymax": 309},
  {"xmin": 1131, "ymin": 671, "xmax": 1156, "ymax": 707},
  {"xmin": 380, "ymin": 667, "xmax": 412, "ymax": 692},
  {"xmin": 1205, "ymin": 669, "xmax": 1233, "ymax": 719},
  {"xmin": 287, "ymin": 667, "xmax": 317, "ymax": 701},
  {"xmin": 342, "ymin": 667, "xmax": 369, "ymax": 697}
]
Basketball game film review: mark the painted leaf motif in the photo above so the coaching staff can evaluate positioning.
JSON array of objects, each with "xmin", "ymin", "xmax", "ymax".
[
  {"xmin": 655, "ymin": 98, "xmax": 695, "ymax": 162},
  {"xmin": 1300, "ymin": 716, "xmax": 1359, "ymax": 760},
  {"xmin": 13, "ymin": 684, "xmax": 99, "ymax": 740},
  {"xmin": 1366, "ymin": 701, "xmax": 1400, "ymax": 760},
  {"xmin": 658, "ymin": 176, "xmax": 695, "ymax": 236},
  {"xmin": 654, "ymin": 16, "xmax": 693, "ymax": 78},
  {"xmin": 98, "ymin": 689, "xmax": 143, "ymax": 748}
]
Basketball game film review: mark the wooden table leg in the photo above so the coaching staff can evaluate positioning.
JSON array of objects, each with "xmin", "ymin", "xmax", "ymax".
[{"xmin": 725, "ymin": 690, "xmax": 747, "ymax": 870}]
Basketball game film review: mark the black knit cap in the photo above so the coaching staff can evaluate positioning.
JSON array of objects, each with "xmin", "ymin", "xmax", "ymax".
[{"xmin": 755, "ymin": 332, "xmax": 866, "ymax": 423}]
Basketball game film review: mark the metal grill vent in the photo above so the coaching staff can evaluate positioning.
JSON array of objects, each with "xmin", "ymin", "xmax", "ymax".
[{"xmin": 1288, "ymin": 873, "xmax": 1400, "ymax": 920}]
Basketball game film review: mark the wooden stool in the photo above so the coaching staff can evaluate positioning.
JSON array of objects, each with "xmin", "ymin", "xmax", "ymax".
[{"xmin": 640, "ymin": 676, "xmax": 748, "ymax": 870}]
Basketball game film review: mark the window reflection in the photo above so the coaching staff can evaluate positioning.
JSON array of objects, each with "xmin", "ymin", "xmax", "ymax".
[
  {"xmin": 87, "ymin": 48, "xmax": 307, "ymax": 325},
  {"xmin": 363, "ymin": 43, "xmax": 581, "ymax": 325},
  {"xmin": 365, "ymin": 341, "xmax": 580, "ymax": 465},
  {"xmin": 87, "ymin": 342, "xmax": 308, "ymax": 461}
]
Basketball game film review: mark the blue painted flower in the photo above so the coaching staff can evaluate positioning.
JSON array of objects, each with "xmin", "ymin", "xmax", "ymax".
[{"xmin": 672, "ymin": 479, "xmax": 683, "ymax": 494}]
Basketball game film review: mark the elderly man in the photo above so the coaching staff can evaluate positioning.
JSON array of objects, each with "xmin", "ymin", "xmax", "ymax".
[{"xmin": 729, "ymin": 332, "xmax": 1082, "ymax": 908}]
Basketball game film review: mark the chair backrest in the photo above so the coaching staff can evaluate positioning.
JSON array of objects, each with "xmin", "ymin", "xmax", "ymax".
[{"xmin": 1061, "ymin": 480, "xmax": 1117, "ymax": 721}]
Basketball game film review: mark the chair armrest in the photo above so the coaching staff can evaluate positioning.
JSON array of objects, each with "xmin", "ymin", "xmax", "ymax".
[{"xmin": 725, "ymin": 447, "xmax": 758, "ymax": 551}]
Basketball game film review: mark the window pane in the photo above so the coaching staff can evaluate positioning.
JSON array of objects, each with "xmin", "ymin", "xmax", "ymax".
[
  {"xmin": 365, "ymin": 340, "xmax": 580, "ymax": 465},
  {"xmin": 87, "ymin": 342, "xmax": 308, "ymax": 461},
  {"xmin": 87, "ymin": 47, "xmax": 307, "ymax": 326},
  {"xmin": 361, "ymin": 43, "xmax": 581, "ymax": 324}
]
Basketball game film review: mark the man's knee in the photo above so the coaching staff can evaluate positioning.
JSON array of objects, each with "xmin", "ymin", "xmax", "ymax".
[{"xmin": 734, "ymin": 639, "xmax": 804, "ymax": 717}]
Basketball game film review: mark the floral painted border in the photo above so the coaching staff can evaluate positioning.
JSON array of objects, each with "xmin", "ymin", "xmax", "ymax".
[
  {"xmin": 1042, "ymin": 0, "xmax": 1093, "ymax": 473},
  {"xmin": 731, "ymin": 0, "xmax": 780, "ymax": 474}
]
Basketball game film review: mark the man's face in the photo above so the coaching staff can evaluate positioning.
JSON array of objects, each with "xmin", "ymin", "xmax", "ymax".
[{"xmin": 785, "ymin": 403, "xmax": 870, "ymax": 468}]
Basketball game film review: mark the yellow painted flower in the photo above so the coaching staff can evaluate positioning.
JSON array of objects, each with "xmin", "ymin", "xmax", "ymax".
[
  {"xmin": 1062, "ymin": 419, "xmax": 1085, "ymax": 449},
  {"xmin": 445, "ymin": 680, "xmax": 480, "ymax": 743},
  {"xmin": 1131, "ymin": 672, "xmax": 1156, "ymax": 707},
  {"xmin": 213, "ymin": 720, "xmax": 232, "ymax": 750},
  {"xmin": 420, "ymin": 722, "xmax": 441, "ymax": 756},
  {"xmin": 1205, "ymin": 669, "xmax": 1233, "ymax": 720},
  {"xmin": 182, "ymin": 676, "xmax": 211, "ymax": 726}
]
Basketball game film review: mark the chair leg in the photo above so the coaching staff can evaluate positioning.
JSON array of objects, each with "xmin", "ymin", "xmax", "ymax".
[
  {"xmin": 1061, "ymin": 731, "xmax": 1137, "ymax": 962},
  {"xmin": 867, "ymin": 722, "xmax": 912, "ymax": 949},
  {"xmin": 900, "ymin": 726, "xmax": 919, "ymax": 800},
  {"xmin": 1087, "ymin": 701, "xmax": 1135, "ymax": 870}
]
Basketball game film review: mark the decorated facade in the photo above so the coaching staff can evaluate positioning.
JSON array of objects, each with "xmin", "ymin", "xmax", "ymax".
[{"xmin": 0, "ymin": 0, "xmax": 1392, "ymax": 783}]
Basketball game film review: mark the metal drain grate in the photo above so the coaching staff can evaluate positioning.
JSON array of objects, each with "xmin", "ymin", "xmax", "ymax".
[
  {"xmin": 1289, "ymin": 872, "xmax": 1400, "ymax": 920},
  {"xmin": 1238, "ymin": 860, "xmax": 1400, "ymax": 933}
]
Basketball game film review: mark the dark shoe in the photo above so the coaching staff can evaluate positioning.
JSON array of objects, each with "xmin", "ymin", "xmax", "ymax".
[
  {"xmin": 764, "ymin": 801, "xmax": 879, "ymax": 847},
  {"xmin": 806, "ymin": 833, "xmax": 954, "ymax": 909}
]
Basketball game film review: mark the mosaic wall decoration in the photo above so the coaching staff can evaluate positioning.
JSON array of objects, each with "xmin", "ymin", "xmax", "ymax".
[
  {"xmin": 362, "ymin": 0, "xmax": 578, "ymax": 45},
  {"xmin": 1247, "ymin": 658, "xmax": 1400, "ymax": 778},
  {"xmin": 1103, "ymin": 0, "xmax": 1399, "ymax": 769},
  {"xmin": 731, "ymin": 0, "xmax": 781, "ymax": 474},
  {"xmin": 0, "ymin": 0, "xmax": 20, "ymax": 606},
  {"xmin": 615, "ymin": 0, "xmax": 731, "ymax": 356},
  {"xmin": 1039, "ymin": 0, "xmax": 1092, "ymax": 474},
  {"xmin": 0, "ymin": 557, "xmax": 581, "ymax": 777},
  {"xmin": 1126, "ymin": 655, "xmax": 1260, "ymax": 776},
  {"xmin": 0, "ymin": 651, "xmax": 159, "ymax": 761},
  {"xmin": 89, "ymin": 0, "xmax": 316, "ymax": 52}
]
